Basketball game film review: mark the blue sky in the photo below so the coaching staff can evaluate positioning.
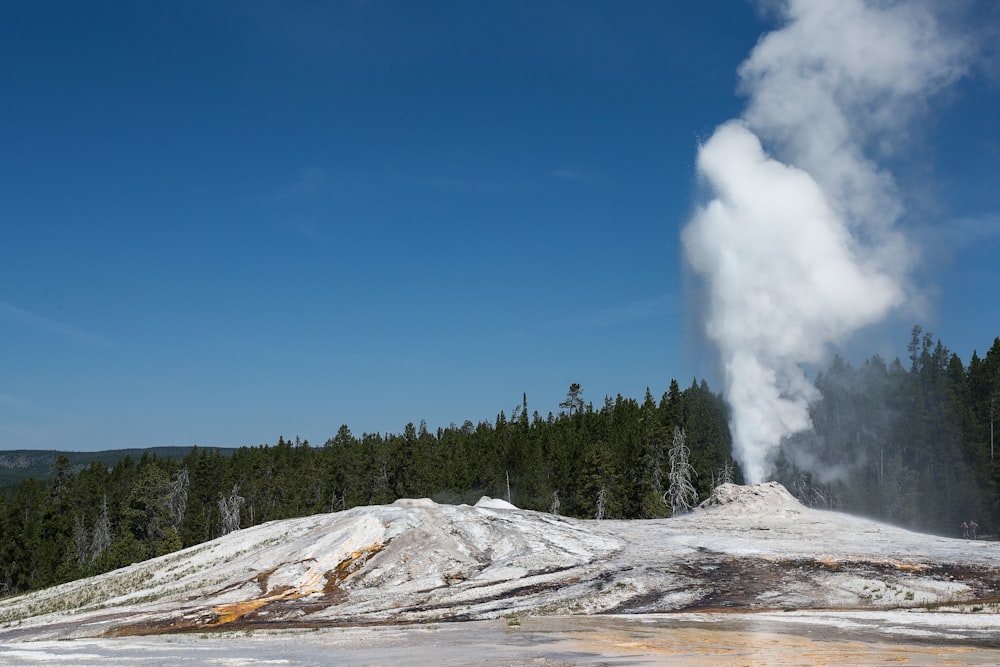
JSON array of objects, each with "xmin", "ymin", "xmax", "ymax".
[{"xmin": 2, "ymin": 1, "xmax": 998, "ymax": 451}]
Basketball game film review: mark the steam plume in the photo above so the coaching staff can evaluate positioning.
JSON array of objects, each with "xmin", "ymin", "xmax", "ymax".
[{"xmin": 682, "ymin": 0, "xmax": 969, "ymax": 483}]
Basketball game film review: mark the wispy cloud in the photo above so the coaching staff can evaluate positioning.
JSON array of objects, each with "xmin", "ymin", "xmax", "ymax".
[
  {"xmin": 0, "ymin": 301, "xmax": 116, "ymax": 348},
  {"xmin": 0, "ymin": 391, "xmax": 30, "ymax": 411},
  {"xmin": 494, "ymin": 295, "xmax": 676, "ymax": 342},
  {"xmin": 426, "ymin": 167, "xmax": 600, "ymax": 193},
  {"xmin": 552, "ymin": 167, "xmax": 600, "ymax": 186},
  {"xmin": 424, "ymin": 176, "xmax": 519, "ymax": 193},
  {"xmin": 545, "ymin": 294, "xmax": 677, "ymax": 330},
  {"xmin": 218, "ymin": 336, "xmax": 376, "ymax": 368},
  {"xmin": 285, "ymin": 218, "xmax": 327, "ymax": 243},
  {"xmin": 920, "ymin": 211, "xmax": 1000, "ymax": 267},
  {"xmin": 268, "ymin": 167, "xmax": 330, "ymax": 204},
  {"xmin": 265, "ymin": 167, "xmax": 338, "ymax": 243},
  {"xmin": 947, "ymin": 213, "xmax": 1000, "ymax": 248}
]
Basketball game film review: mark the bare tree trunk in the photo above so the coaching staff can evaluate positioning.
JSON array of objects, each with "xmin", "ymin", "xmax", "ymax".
[
  {"xmin": 73, "ymin": 515, "xmax": 89, "ymax": 568},
  {"xmin": 168, "ymin": 467, "xmax": 189, "ymax": 530},
  {"xmin": 595, "ymin": 487, "xmax": 607, "ymax": 520},
  {"xmin": 666, "ymin": 427, "xmax": 698, "ymax": 515},
  {"xmin": 90, "ymin": 496, "xmax": 111, "ymax": 565},
  {"xmin": 219, "ymin": 484, "xmax": 245, "ymax": 536}
]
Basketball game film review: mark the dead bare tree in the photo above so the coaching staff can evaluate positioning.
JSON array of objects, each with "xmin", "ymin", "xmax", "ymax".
[
  {"xmin": 665, "ymin": 426, "xmax": 698, "ymax": 515},
  {"xmin": 89, "ymin": 495, "xmax": 111, "ymax": 564},
  {"xmin": 219, "ymin": 483, "xmax": 245, "ymax": 536},
  {"xmin": 168, "ymin": 467, "xmax": 189, "ymax": 530},
  {"xmin": 73, "ymin": 515, "xmax": 89, "ymax": 569},
  {"xmin": 714, "ymin": 459, "xmax": 735, "ymax": 489},
  {"xmin": 595, "ymin": 487, "xmax": 607, "ymax": 520}
]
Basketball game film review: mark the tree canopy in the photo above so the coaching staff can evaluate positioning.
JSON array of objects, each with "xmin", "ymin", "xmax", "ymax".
[{"xmin": 2, "ymin": 326, "xmax": 998, "ymax": 598}]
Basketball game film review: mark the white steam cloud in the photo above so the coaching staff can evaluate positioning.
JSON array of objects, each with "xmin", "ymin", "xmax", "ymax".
[{"xmin": 682, "ymin": 0, "xmax": 970, "ymax": 484}]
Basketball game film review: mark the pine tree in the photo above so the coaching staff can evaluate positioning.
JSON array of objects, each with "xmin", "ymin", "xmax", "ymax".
[
  {"xmin": 559, "ymin": 383, "xmax": 584, "ymax": 417},
  {"xmin": 123, "ymin": 463, "xmax": 171, "ymax": 545},
  {"xmin": 639, "ymin": 391, "xmax": 669, "ymax": 518}
]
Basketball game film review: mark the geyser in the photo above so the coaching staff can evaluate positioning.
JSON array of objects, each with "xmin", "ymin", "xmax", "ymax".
[{"xmin": 682, "ymin": 0, "xmax": 970, "ymax": 483}]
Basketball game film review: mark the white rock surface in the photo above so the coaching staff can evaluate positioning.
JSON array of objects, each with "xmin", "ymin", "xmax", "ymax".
[{"xmin": 0, "ymin": 483, "xmax": 996, "ymax": 645}]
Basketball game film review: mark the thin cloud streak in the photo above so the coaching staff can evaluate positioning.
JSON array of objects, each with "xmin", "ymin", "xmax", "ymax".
[
  {"xmin": 0, "ymin": 392, "xmax": 30, "ymax": 411},
  {"xmin": 546, "ymin": 294, "xmax": 677, "ymax": 331},
  {"xmin": 552, "ymin": 167, "xmax": 600, "ymax": 186},
  {"xmin": 0, "ymin": 301, "xmax": 116, "ymax": 348},
  {"xmin": 493, "ymin": 294, "xmax": 676, "ymax": 342},
  {"xmin": 947, "ymin": 213, "xmax": 1000, "ymax": 249},
  {"xmin": 424, "ymin": 176, "xmax": 520, "ymax": 194},
  {"xmin": 919, "ymin": 211, "xmax": 1000, "ymax": 266},
  {"xmin": 267, "ymin": 167, "xmax": 330, "ymax": 204}
]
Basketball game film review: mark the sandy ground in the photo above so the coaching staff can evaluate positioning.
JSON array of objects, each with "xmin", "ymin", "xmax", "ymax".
[{"xmin": 2, "ymin": 615, "xmax": 1000, "ymax": 666}]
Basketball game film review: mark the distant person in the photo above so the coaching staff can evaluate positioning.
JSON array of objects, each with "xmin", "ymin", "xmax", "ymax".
[
  {"xmin": 969, "ymin": 520, "xmax": 978, "ymax": 540},
  {"xmin": 961, "ymin": 521, "xmax": 969, "ymax": 539}
]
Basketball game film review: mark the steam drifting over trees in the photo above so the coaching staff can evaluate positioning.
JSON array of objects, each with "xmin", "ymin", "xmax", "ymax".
[
  {"xmin": 682, "ymin": 0, "xmax": 973, "ymax": 484},
  {"xmin": 1, "ymin": 330, "xmax": 999, "ymax": 598}
]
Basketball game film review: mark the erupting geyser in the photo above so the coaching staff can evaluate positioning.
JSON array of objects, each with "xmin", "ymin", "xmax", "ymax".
[{"xmin": 681, "ymin": 0, "xmax": 970, "ymax": 483}]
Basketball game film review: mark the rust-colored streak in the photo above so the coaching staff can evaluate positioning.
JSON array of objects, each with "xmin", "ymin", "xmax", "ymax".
[
  {"xmin": 101, "ymin": 540, "xmax": 1000, "ymax": 639},
  {"xmin": 204, "ymin": 542, "xmax": 386, "ymax": 627},
  {"xmin": 328, "ymin": 542, "xmax": 385, "ymax": 589},
  {"xmin": 211, "ymin": 599, "xmax": 272, "ymax": 625},
  {"xmin": 106, "ymin": 542, "xmax": 388, "ymax": 637}
]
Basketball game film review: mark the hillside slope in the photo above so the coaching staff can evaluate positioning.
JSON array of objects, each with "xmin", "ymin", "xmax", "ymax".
[{"xmin": 0, "ymin": 446, "xmax": 234, "ymax": 488}]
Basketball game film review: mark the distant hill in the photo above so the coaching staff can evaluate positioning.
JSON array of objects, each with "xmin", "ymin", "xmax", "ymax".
[{"xmin": 0, "ymin": 446, "xmax": 235, "ymax": 491}]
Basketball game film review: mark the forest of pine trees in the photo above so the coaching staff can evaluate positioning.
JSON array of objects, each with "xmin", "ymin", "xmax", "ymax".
[
  {"xmin": 0, "ymin": 379, "xmax": 731, "ymax": 596},
  {"xmin": 1, "ymin": 327, "xmax": 998, "ymax": 598},
  {"xmin": 773, "ymin": 327, "xmax": 1000, "ymax": 537}
]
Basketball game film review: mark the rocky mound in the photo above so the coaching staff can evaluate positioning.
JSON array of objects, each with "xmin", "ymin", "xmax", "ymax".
[
  {"xmin": 0, "ymin": 498, "xmax": 621, "ymax": 639},
  {"xmin": 2, "ymin": 489, "xmax": 998, "ymax": 642},
  {"xmin": 473, "ymin": 496, "xmax": 518, "ymax": 510},
  {"xmin": 697, "ymin": 481, "xmax": 804, "ymax": 514}
]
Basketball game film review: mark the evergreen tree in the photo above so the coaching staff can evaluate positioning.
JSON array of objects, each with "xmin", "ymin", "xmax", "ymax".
[
  {"xmin": 559, "ymin": 383, "xmax": 584, "ymax": 417},
  {"xmin": 10, "ymin": 329, "xmax": 1000, "ymax": 596},
  {"xmin": 123, "ymin": 463, "xmax": 172, "ymax": 546},
  {"xmin": 638, "ymin": 390, "xmax": 669, "ymax": 518}
]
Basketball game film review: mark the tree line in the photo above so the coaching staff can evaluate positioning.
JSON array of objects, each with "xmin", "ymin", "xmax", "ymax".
[
  {"xmin": 0, "ymin": 378, "xmax": 732, "ymax": 596},
  {"xmin": 773, "ymin": 327, "xmax": 1000, "ymax": 538},
  {"xmin": 1, "ymin": 327, "xmax": 997, "ymax": 597}
]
